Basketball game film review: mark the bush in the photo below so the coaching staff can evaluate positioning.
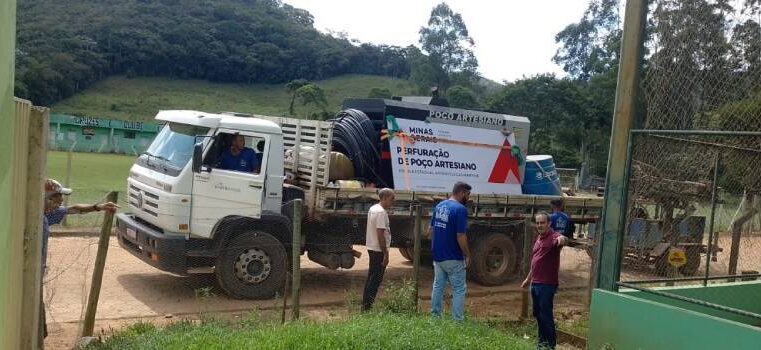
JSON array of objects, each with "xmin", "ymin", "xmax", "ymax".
[{"xmin": 375, "ymin": 279, "xmax": 417, "ymax": 314}]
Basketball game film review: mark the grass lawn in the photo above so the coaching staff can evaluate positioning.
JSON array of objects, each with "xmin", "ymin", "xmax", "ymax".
[
  {"xmin": 52, "ymin": 74, "xmax": 417, "ymax": 122},
  {"xmin": 87, "ymin": 313, "xmax": 534, "ymax": 350}
]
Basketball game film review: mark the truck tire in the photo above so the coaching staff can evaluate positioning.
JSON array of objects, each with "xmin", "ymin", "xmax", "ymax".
[
  {"xmin": 471, "ymin": 233, "xmax": 519, "ymax": 286},
  {"xmin": 215, "ymin": 231, "xmax": 287, "ymax": 299},
  {"xmin": 398, "ymin": 247, "xmax": 413, "ymax": 261}
]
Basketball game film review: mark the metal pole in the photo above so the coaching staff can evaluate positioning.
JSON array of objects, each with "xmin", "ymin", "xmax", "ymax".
[
  {"xmin": 412, "ymin": 205, "xmax": 422, "ymax": 310},
  {"xmin": 703, "ymin": 153, "xmax": 721, "ymax": 286},
  {"xmin": 622, "ymin": 273, "xmax": 761, "ymax": 285},
  {"xmin": 631, "ymin": 129, "xmax": 761, "ymax": 137},
  {"xmin": 82, "ymin": 191, "xmax": 118, "ymax": 337},
  {"xmin": 291, "ymin": 199, "xmax": 302, "ymax": 320},
  {"xmin": 595, "ymin": 0, "xmax": 649, "ymax": 291},
  {"xmin": 62, "ymin": 150, "xmax": 72, "ymax": 226},
  {"xmin": 729, "ymin": 193, "xmax": 756, "ymax": 280}
]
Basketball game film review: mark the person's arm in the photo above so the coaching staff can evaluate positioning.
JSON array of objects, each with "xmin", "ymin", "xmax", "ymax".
[
  {"xmin": 555, "ymin": 233, "xmax": 569, "ymax": 247},
  {"xmin": 521, "ymin": 236, "xmax": 535, "ymax": 289},
  {"xmin": 67, "ymin": 202, "xmax": 119, "ymax": 214},
  {"xmin": 377, "ymin": 211, "xmax": 390, "ymax": 266},
  {"xmin": 456, "ymin": 233, "xmax": 470, "ymax": 267},
  {"xmin": 521, "ymin": 265, "xmax": 533, "ymax": 289},
  {"xmin": 426, "ymin": 209, "xmax": 435, "ymax": 239},
  {"xmin": 377, "ymin": 227, "xmax": 389, "ymax": 267}
]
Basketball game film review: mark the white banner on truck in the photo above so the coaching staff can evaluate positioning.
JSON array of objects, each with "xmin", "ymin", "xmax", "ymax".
[{"xmin": 387, "ymin": 117, "xmax": 523, "ymax": 194}]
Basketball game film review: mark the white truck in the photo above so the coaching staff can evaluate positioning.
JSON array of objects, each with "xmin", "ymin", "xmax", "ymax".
[{"xmin": 116, "ymin": 108, "xmax": 604, "ymax": 299}]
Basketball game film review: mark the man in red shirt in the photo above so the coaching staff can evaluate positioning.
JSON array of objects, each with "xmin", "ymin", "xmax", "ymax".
[{"xmin": 521, "ymin": 211, "xmax": 568, "ymax": 349}]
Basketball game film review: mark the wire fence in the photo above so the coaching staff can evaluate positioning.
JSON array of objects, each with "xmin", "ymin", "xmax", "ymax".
[
  {"xmin": 43, "ymin": 193, "xmax": 599, "ymax": 348},
  {"xmin": 611, "ymin": 0, "xmax": 761, "ymax": 326}
]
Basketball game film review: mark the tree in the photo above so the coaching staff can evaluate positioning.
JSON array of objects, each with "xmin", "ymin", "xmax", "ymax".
[
  {"xmin": 446, "ymin": 85, "xmax": 480, "ymax": 109},
  {"xmin": 488, "ymin": 75, "xmax": 610, "ymax": 176},
  {"xmin": 417, "ymin": 2, "xmax": 479, "ymax": 92},
  {"xmin": 644, "ymin": 0, "xmax": 734, "ymax": 130},
  {"xmin": 295, "ymin": 83, "xmax": 328, "ymax": 119},
  {"xmin": 553, "ymin": 0, "xmax": 621, "ymax": 81},
  {"xmin": 286, "ymin": 79, "xmax": 310, "ymax": 115}
]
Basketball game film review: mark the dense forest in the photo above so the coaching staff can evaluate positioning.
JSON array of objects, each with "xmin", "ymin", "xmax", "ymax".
[
  {"xmin": 14, "ymin": 0, "xmax": 412, "ymax": 105},
  {"xmin": 15, "ymin": 0, "xmax": 761, "ymax": 179}
]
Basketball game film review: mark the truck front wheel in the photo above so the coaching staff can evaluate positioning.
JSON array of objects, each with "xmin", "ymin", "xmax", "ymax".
[
  {"xmin": 470, "ymin": 233, "xmax": 519, "ymax": 286},
  {"xmin": 215, "ymin": 231, "xmax": 287, "ymax": 299}
]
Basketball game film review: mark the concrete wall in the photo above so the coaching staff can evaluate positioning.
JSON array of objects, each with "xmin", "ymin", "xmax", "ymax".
[
  {"xmin": 49, "ymin": 114, "xmax": 158, "ymax": 154},
  {"xmin": 0, "ymin": 1, "xmax": 20, "ymax": 349},
  {"xmin": 589, "ymin": 289, "xmax": 761, "ymax": 350}
]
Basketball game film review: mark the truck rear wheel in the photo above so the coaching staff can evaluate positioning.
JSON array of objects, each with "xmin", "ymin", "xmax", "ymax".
[
  {"xmin": 398, "ymin": 247, "xmax": 413, "ymax": 261},
  {"xmin": 215, "ymin": 231, "xmax": 287, "ymax": 299},
  {"xmin": 471, "ymin": 233, "xmax": 519, "ymax": 286}
]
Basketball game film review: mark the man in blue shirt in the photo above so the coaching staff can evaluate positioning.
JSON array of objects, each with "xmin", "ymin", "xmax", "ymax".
[
  {"xmin": 428, "ymin": 181, "xmax": 471, "ymax": 321},
  {"xmin": 550, "ymin": 199, "xmax": 575, "ymax": 238},
  {"xmin": 218, "ymin": 134, "xmax": 261, "ymax": 173}
]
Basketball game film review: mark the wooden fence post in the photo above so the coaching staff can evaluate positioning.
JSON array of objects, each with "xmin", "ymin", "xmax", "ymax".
[
  {"xmin": 21, "ymin": 106, "xmax": 48, "ymax": 350},
  {"xmin": 412, "ymin": 205, "xmax": 422, "ymax": 310},
  {"xmin": 520, "ymin": 218, "xmax": 534, "ymax": 320},
  {"xmin": 291, "ymin": 199, "xmax": 302, "ymax": 320},
  {"xmin": 81, "ymin": 191, "xmax": 118, "ymax": 337}
]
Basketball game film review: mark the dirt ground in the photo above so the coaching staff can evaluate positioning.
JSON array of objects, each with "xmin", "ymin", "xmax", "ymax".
[{"xmin": 42, "ymin": 235, "xmax": 595, "ymax": 349}]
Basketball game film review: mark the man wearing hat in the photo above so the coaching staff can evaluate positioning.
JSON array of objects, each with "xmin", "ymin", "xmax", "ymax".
[{"xmin": 40, "ymin": 179, "xmax": 118, "ymax": 337}]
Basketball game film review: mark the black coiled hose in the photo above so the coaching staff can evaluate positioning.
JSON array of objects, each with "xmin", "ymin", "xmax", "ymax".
[{"xmin": 329, "ymin": 109, "xmax": 387, "ymax": 186}]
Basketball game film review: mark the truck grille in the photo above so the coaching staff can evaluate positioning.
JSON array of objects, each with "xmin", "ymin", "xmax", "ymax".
[{"xmin": 129, "ymin": 184, "xmax": 160, "ymax": 217}]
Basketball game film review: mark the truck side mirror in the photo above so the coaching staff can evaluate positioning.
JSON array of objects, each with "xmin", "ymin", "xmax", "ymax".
[{"xmin": 192, "ymin": 142, "xmax": 203, "ymax": 173}]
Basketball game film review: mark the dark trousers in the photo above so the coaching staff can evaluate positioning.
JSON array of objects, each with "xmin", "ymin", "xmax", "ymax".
[
  {"xmin": 531, "ymin": 283, "xmax": 558, "ymax": 349},
  {"xmin": 361, "ymin": 250, "xmax": 386, "ymax": 311}
]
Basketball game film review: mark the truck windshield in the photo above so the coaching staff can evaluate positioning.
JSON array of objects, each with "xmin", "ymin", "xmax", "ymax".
[{"xmin": 139, "ymin": 123, "xmax": 209, "ymax": 176}]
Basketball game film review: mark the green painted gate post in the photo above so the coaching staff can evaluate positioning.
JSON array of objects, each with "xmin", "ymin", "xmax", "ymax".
[
  {"xmin": 594, "ymin": 0, "xmax": 649, "ymax": 291},
  {"xmin": 0, "ymin": 1, "xmax": 21, "ymax": 349}
]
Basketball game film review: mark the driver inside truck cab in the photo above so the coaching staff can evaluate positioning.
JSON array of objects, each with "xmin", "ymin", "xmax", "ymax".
[{"xmin": 217, "ymin": 133, "xmax": 263, "ymax": 174}]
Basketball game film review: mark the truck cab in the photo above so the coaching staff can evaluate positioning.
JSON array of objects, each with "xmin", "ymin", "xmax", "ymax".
[{"xmin": 116, "ymin": 110, "xmax": 293, "ymax": 299}]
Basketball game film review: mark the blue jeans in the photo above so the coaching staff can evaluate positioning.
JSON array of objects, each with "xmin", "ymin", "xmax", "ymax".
[
  {"xmin": 431, "ymin": 260, "xmax": 467, "ymax": 321},
  {"xmin": 531, "ymin": 283, "xmax": 558, "ymax": 349}
]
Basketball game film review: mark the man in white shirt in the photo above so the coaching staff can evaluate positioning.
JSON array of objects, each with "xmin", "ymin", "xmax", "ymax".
[{"xmin": 362, "ymin": 188, "xmax": 395, "ymax": 311}]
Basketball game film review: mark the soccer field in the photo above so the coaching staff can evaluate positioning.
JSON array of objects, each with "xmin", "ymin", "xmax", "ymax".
[{"xmin": 47, "ymin": 151, "xmax": 135, "ymax": 220}]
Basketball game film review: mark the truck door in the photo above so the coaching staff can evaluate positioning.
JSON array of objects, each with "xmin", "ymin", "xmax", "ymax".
[{"xmin": 191, "ymin": 130, "xmax": 269, "ymax": 237}]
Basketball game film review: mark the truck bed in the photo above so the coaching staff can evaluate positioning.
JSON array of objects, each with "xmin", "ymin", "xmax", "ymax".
[{"xmin": 314, "ymin": 187, "xmax": 603, "ymax": 223}]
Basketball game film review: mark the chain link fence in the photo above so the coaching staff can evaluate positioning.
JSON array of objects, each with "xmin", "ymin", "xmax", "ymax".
[{"xmin": 614, "ymin": 0, "xmax": 761, "ymax": 326}]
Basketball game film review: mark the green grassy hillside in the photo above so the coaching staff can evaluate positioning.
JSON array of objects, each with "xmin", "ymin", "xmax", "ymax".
[{"xmin": 52, "ymin": 75, "xmax": 417, "ymax": 121}]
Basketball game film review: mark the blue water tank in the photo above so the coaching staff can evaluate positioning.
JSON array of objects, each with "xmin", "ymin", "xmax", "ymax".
[{"xmin": 522, "ymin": 155, "xmax": 562, "ymax": 196}]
